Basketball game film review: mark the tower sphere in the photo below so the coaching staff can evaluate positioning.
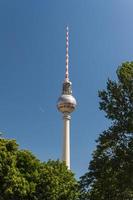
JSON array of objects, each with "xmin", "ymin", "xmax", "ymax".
[{"xmin": 57, "ymin": 93, "xmax": 77, "ymax": 113}]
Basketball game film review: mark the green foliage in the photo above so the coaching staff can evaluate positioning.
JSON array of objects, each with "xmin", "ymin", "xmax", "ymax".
[
  {"xmin": 80, "ymin": 62, "xmax": 133, "ymax": 199},
  {"xmin": 36, "ymin": 160, "xmax": 79, "ymax": 200},
  {"xmin": 0, "ymin": 138, "xmax": 79, "ymax": 200}
]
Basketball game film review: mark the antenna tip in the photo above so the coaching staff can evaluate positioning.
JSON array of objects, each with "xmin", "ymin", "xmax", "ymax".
[{"xmin": 66, "ymin": 26, "xmax": 69, "ymax": 31}]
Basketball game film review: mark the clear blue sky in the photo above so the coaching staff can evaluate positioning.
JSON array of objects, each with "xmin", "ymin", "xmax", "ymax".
[{"xmin": 0, "ymin": 0, "xmax": 133, "ymax": 178}]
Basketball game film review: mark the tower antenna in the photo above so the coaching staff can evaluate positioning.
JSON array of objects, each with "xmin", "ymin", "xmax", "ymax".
[{"xmin": 65, "ymin": 26, "xmax": 69, "ymax": 82}]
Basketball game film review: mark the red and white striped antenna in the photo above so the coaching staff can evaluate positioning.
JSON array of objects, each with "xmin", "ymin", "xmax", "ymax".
[{"xmin": 65, "ymin": 26, "xmax": 69, "ymax": 82}]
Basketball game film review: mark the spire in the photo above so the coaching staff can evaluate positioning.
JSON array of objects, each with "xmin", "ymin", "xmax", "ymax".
[{"xmin": 65, "ymin": 26, "xmax": 69, "ymax": 82}]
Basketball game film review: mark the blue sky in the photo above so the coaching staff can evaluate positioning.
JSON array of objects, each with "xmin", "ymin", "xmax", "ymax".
[{"xmin": 0, "ymin": 0, "xmax": 133, "ymax": 178}]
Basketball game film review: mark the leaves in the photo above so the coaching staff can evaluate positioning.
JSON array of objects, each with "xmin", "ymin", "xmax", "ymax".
[
  {"xmin": 80, "ymin": 62, "xmax": 133, "ymax": 199},
  {"xmin": 0, "ymin": 139, "xmax": 79, "ymax": 200}
]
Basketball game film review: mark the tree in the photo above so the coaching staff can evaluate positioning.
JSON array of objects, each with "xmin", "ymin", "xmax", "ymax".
[
  {"xmin": 0, "ymin": 138, "xmax": 79, "ymax": 200},
  {"xmin": 36, "ymin": 160, "xmax": 79, "ymax": 200},
  {"xmin": 0, "ymin": 138, "xmax": 41, "ymax": 200},
  {"xmin": 80, "ymin": 62, "xmax": 133, "ymax": 199}
]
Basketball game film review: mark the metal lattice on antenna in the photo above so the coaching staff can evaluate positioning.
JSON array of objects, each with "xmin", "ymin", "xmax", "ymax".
[{"xmin": 65, "ymin": 26, "xmax": 69, "ymax": 82}]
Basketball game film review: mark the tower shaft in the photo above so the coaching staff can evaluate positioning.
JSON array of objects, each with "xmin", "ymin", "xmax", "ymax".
[{"xmin": 63, "ymin": 113, "xmax": 71, "ymax": 169}]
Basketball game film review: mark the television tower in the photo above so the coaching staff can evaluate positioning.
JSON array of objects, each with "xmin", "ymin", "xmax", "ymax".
[{"xmin": 57, "ymin": 27, "xmax": 77, "ymax": 169}]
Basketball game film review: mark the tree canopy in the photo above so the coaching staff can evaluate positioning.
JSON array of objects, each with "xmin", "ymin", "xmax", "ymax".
[
  {"xmin": 0, "ymin": 138, "xmax": 79, "ymax": 200},
  {"xmin": 79, "ymin": 62, "xmax": 133, "ymax": 199}
]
